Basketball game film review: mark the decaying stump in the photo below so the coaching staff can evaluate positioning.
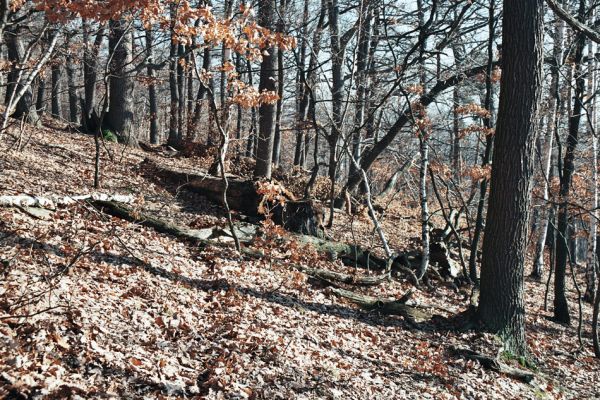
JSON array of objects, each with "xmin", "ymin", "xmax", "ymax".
[
  {"xmin": 142, "ymin": 158, "xmax": 326, "ymax": 237},
  {"xmin": 271, "ymin": 199, "xmax": 325, "ymax": 238},
  {"xmin": 430, "ymin": 239, "xmax": 461, "ymax": 278}
]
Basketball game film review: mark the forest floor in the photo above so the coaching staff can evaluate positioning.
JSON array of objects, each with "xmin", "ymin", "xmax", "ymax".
[{"xmin": 0, "ymin": 121, "xmax": 598, "ymax": 399}]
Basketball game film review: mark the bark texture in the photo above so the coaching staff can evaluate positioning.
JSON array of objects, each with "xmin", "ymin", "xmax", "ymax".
[
  {"xmin": 254, "ymin": 0, "xmax": 277, "ymax": 179},
  {"xmin": 477, "ymin": 0, "xmax": 544, "ymax": 355},
  {"xmin": 106, "ymin": 19, "xmax": 135, "ymax": 145}
]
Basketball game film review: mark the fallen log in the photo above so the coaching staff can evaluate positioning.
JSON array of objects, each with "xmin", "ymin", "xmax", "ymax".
[
  {"xmin": 293, "ymin": 234, "xmax": 390, "ymax": 270},
  {"xmin": 142, "ymin": 158, "xmax": 325, "ymax": 237},
  {"xmin": 449, "ymin": 346, "xmax": 535, "ymax": 383},
  {"xmin": 91, "ymin": 200, "xmax": 389, "ymax": 288},
  {"xmin": 0, "ymin": 193, "xmax": 135, "ymax": 209},
  {"xmin": 91, "ymin": 200, "xmax": 387, "ymax": 267},
  {"xmin": 330, "ymin": 287, "xmax": 431, "ymax": 323},
  {"xmin": 89, "ymin": 200, "xmax": 257, "ymax": 244}
]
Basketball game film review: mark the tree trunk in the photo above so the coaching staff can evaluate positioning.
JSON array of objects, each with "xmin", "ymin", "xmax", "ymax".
[
  {"xmin": 35, "ymin": 77, "xmax": 46, "ymax": 115},
  {"xmin": 167, "ymin": 3, "xmax": 181, "ymax": 148},
  {"xmin": 177, "ymin": 43, "xmax": 186, "ymax": 140},
  {"xmin": 294, "ymin": 0, "xmax": 326, "ymax": 168},
  {"xmin": 478, "ymin": 0, "xmax": 544, "ymax": 356},
  {"xmin": 416, "ymin": 0, "xmax": 430, "ymax": 280},
  {"xmin": 554, "ymin": 0, "xmax": 587, "ymax": 325},
  {"xmin": 82, "ymin": 21, "xmax": 103, "ymax": 128},
  {"xmin": 294, "ymin": 0, "xmax": 310, "ymax": 167},
  {"xmin": 532, "ymin": 20, "xmax": 563, "ymax": 279},
  {"xmin": 585, "ymin": 35, "xmax": 598, "ymax": 302},
  {"xmin": 272, "ymin": 0, "xmax": 286, "ymax": 167},
  {"xmin": 349, "ymin": 0, "xmax": 372, "ymax": 181},
  {"xmin": 220, "ymin": 0, "xmax": 234, "ymax": 107},
  {"xmin": 189, "ymin": 47, "xmax": 212, "ymax": 139},
  {"xmin": 450, "ymin": 38, "xmax": 464, "ymax": 183},
  {"xmin": 4, "ymin": 26, "xmax": 40, "ymax": 126},
  {"xmin": 245, "ymin": 58, "xmax": 257, "ymax": 157},
  {"xmin": 468, "ymin": 0, "xmax": 496, "ymax": 284},
  {"xmin": 254, "ymin": 0, "xmax": 277, "ymax": 179},
  {"xmin": 325, "ymin": 0, "xmax": 350, "ymax": 226},
  {"xmin": 65, "ymin": 30, "xmax": 79, "ymax": 124},
  {"xmin": 145, "ymin": 28, "xmax": 159, "ymax": 144},
  {"xmin": 106, "ymin": 18, "xmax": 135, "ymax": 146},
  {"xmin": 51, "ymin": 56, "xmax": 62, "ymax": 119}
]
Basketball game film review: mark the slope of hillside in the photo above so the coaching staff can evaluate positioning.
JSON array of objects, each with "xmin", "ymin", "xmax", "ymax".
[{"xmin": 0, "ymin": 124, "xmax": 598, "ymax": 399}]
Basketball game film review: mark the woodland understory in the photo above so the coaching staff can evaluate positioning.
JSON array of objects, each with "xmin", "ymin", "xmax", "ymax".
[
  {"xmin": 1, "ymin": 0, "xmax": 600, "ymax": 398},
  {"xmin": 0, "ymin": 117, "xmax": 597, "ymax": 399}
]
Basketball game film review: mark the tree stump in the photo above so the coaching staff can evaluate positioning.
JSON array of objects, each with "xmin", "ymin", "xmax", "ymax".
[{"xmin": 271, "ymin": 199, "xmax": 325, "ymax": 238}]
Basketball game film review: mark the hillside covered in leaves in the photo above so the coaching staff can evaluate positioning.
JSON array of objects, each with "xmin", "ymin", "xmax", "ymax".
[{"xmin": 1, "ymin": 122, "xmax": 598, "ymax": 399}]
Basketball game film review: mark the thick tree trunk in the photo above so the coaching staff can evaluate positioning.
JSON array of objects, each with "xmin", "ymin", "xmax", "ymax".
[
  {"xmin": 325, "ymin": 0, "xmax": 351, "ymax": 226},
  {"xmin": 477, "ymin": 0, "xmax": 544, "ymax": 355},
  {"xmin": 254, "ymin": 0, "xmax": 277, "ymax": 179},
  {"xmin": 106, "ymin": 19, "xmax": 135, "ymax": 146},
  {"xmin": 190, "ymin": 47, "xmax": 212, "ymax": 139},
  {"xmin": 35, "ymin": 77, "xmax": 46, "ymax": 115},
  {"xmin": 50, "ymin": 27, "xmax": 62, "ymax": 120},
  {"xmin": 167, "ymin": 4, "xmax": 181, "ymax": 148}
]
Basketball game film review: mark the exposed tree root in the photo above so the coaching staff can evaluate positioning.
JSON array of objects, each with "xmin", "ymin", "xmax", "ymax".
[{"xmin": 449, "ymin": 346, "xmax": 535, "ymax": 383}]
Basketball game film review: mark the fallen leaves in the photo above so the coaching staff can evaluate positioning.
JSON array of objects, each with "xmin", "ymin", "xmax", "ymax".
[{"xmin": 0, "ymin": 124, "xmax": 598, "ymax": 399}]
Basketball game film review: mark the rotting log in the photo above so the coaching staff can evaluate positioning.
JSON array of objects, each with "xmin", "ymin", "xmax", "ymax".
[
  {"xmin": 89, "ymin": 199, "xmax": 257, "ymax": 244},
  {"xmin": 271, "ymin": 199, "xmax": 325, "ymax": 238},
  {"xmin": 141, "ymin": 157, "xmax": 262, "ymax": 215},
  {"xmin": 330, "ymin": 287, "xmax": 431, "ymax": 323},
  {"xmin": 0, "ymin": 193, "xmax": 135, "ymax": 209},
  {"xmin": 91, "ymin": 200, "xmax": 388, "ymax": 269},
  {"xmin": 90, "ymin": 200, "xmax": 389, "ymax": 287},
  {"xmin": 430, "ymin": 240, "xmax": 461, "ymax": 278},
  {"xmin": 292, "ymin": 234, "xmax": 389, "ymax": 270},
  {"xmin": 141, "ymin": 158, "xmax": 325, "ymax": 237}
]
